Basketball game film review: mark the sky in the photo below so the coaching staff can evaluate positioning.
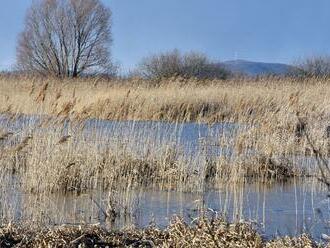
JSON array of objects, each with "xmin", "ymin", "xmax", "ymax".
[{"xmin": 1, "ymin": 0, "xmax": 330, "ymax": 72}]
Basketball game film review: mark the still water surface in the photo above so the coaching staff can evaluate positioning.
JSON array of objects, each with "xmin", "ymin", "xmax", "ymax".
[{"xmin": 2, "ymin": 179, "xmax": 328, "ymax": 240}]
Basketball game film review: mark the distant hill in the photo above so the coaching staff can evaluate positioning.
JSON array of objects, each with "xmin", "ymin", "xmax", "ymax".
[{"xmin": 221, "ymin": 60, "xmax": 295, "ymax": 76}]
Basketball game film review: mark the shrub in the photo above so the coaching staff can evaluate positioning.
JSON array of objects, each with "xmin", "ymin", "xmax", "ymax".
[
  {"xmin": 292, "ymin": 56, "xmax": 330, "ymax": 78},
  {"xmin": 138, "ymin": 49, "xmax": 230, "ymax": 80}
]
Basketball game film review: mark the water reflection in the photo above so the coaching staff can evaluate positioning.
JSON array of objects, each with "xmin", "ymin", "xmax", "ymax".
[{"xmin": 0, "ymin": 178, "xmax": 328, "ymax": 240}]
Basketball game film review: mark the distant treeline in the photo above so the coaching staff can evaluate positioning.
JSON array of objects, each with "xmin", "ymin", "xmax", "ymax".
[{"xmin": 4, "ymin": 54, "xmax": 330, "ymax": 81}]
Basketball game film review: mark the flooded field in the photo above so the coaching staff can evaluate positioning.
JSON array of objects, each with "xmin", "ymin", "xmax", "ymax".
[
  {"xmin": 1, "ymin": 178, "xmax": 329, "ymax": 240},
  {"xmin": 0, "ymin": 114, "xmax": 329, "ymax": 242}
]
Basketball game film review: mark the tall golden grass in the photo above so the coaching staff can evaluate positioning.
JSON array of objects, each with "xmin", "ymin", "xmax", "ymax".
[
  {"xmin": 0, "ymin": 75, "xmax": 329, "ymax": 242},
  {"xmin": 0, "ymin": 75, "xmax": 329, "ymax": 194},
  {"xmin": 1, "ymin": 75, "xmax": 329, "ymax": 123}
]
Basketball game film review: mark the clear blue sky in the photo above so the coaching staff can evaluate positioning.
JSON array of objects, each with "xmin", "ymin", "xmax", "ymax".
[{"xmin": 1, "ymin": 0, "xmax": 330, "ymax": 71}]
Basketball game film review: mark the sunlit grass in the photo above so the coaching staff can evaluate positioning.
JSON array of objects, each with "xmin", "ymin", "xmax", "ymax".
[{"xmin": 0, "ymin": 75, "xmax": 329, "ymax": 243}]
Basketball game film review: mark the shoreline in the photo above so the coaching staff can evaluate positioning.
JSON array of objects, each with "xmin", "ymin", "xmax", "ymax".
[{"xmin": 0, "ymin": 217, "xmax": 324, "ymax": 247}]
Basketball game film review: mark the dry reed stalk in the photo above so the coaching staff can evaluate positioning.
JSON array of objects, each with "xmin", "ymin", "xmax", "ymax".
[
  {"xmin": 12, "ymin": 136, "xmax": 32, "ymax": 153},
  {"xmin": 0, "ymin": 76, "xmax": 329, "ymax": 124},
  {"xmin": 0, "ymin": 131, "xmax": 13, "ymax": 141},
  {"xmin": 57, "ymin": 135, "xmax": 71, "ymax": 145},
  {"xmin": 0, "ymin": 217, "xmax": 324, "ymax": 247},
  {"xmin": 0, "ymin": 118, "xmax": 316, "ymax": 196},
  {"xmin": 56, "ymin": 101, "xmax": 75, "ymax": 117},
  {"xmin": 35, "ymin": 82, "xmax": 49, "ymax": 103},
  {"xmin": 0, "ymin": 75, "xmax": 328, "ymax": 194}
]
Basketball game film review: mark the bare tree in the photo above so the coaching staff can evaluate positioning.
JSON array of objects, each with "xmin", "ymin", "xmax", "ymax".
[
  {"xmin": 138, "ymin": 49, "xmax": 182, "ymax": 79},
  {"xmin": 17, "ymin": 0, "xmax": 116, "ymax": 77}
]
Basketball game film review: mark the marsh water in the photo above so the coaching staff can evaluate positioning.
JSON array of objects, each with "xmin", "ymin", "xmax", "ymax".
[
  {"xmin": 0, "ymin": 115, "xmax": 329, "ymax": 240},
  {"xmin": 1, "ymin": 178, "xmax": 329, "ymax": 240}
]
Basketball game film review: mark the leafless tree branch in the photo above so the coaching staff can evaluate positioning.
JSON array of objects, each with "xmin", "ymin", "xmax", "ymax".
[{"xmin": 16, "ymin": 0, "xmax": 116, "ymax": 78}]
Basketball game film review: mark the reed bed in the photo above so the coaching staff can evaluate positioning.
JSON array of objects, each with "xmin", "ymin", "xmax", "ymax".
[
  {"xmin": 1, "ymin": 75, "xmax": 330, "ymax": 124},
  {"xmin": 0, "ymin": 75, "xmax": 329, "ymax": 242},
  {"xmin": 0, "ymin": 217, "xmax": 325, "ymax": 247},
  {"xmin": 0, "ymin": 114, "xmax": 321, "ymax": 195},
  {"xmin": 0, "ymin": 75, "xmax": 329, "ymax": 193}
]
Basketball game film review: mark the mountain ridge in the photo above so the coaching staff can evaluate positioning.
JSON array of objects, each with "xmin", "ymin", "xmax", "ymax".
[{"xmin": 220, "ymin": 60, "xmax": 295, "ymax": 76}]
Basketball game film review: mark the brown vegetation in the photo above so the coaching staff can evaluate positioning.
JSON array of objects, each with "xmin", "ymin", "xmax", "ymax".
[
  {"xmin": 1, "ymin": 75, "xmax": 329, "ymax": 123},
  {"xmin": 0, "ymin": 76, "xmax": 329, "ymax": 193},
  {"xmin": 0, "ymin": 75, "xmax": 329, "ymax": 243},
  {"xmin": 0, "ymin": 217, "xmax": 324, "ymax": 248}
]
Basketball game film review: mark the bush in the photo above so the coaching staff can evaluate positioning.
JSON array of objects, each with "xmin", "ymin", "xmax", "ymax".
[
  {"xmin": 293, "ymin": 56, "xmax": 330, "ymax": 78},
  {"xmin": 138, "ymin": 49, "xmax": 230, "ymax": 80}
]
